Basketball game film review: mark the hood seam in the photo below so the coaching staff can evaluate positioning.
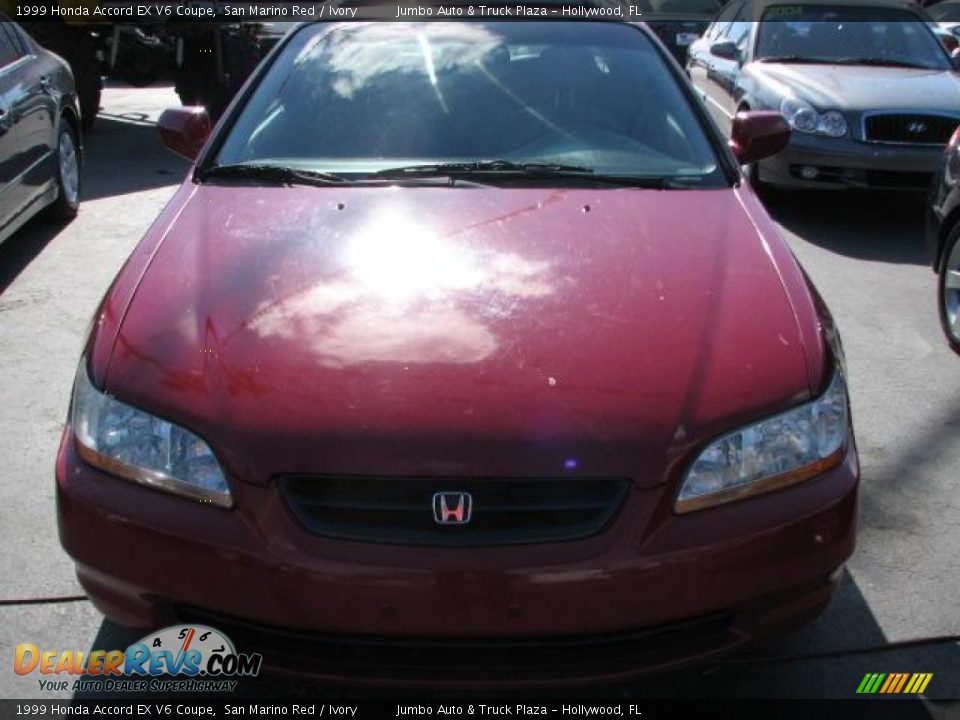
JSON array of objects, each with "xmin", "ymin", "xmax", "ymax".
[
  {"xmin": 102, "ymin": 183, "xmax": 200, "ymax": 391},
  {"xmin": 733, "ymin": 187, "xmax": 815, "ymax": 398}
]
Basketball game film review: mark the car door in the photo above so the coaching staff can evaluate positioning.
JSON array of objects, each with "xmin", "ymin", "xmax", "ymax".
[
  {"xmin": 687, "ymin": 14, "xmax": 729, "ymax": 83},
  {"xmin": 2, "ymin": 22, "xmax": 57, "ymax": 218},
  {"xmin": 0, "ymin": 22, "xmax": 29, "ymax": 232},
  {"xmin": 687, "ymin": 0, "xmax": 743, "ymax": 99},
  {"xmin": 691, "ymin": 1, "xmax": 750, "ymax": 129},
  {"xmin": 708, "ymin": 19, "xmax": 753, "ymax": 131}
]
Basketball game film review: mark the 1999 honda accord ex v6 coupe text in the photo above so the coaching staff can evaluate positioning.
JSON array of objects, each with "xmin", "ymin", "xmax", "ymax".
[{"xmin": 58, "ymin": 21, "xmax": 859, "ymax": 685}]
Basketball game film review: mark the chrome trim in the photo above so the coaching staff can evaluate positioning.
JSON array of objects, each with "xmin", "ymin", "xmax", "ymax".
[
  {"xmin": 859, "ymin": 109, "xmax": 960, "ymax": 146},
  {"xmin": 432, "ymin": 492, "xmax": 474, "ymax": 525},
  {"xmin": 11, "ymin": 151, "xmax": 54, "ymax": 185},
  {"xmin": 0, "ymin": 55, "xmax": 32, "ymax": 77}
]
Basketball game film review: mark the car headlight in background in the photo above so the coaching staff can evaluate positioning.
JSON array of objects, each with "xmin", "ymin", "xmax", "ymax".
[
  {"xmin": 780, "ymin": 98, "xmax": 848, "ymax": 138},
  {"xmin": 676, "ymin": 368, "xmax": 848, "ymax": 513},
  {"xmin": 71, "ymin": 361, "xmax": 232, "ymax": 508}
]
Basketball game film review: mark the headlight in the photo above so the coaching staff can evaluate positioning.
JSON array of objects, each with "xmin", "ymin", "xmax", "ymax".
[
  {"xmin": 780, "ymin": 98, "xmax": 848, "ymax": 138},
  {"xmin": 71, "ymin": 361, "xmax": 232, "ymax": 508},
  {"xmin": 676, "ymin": 368, "xmax": 848, "ymax": 513}
]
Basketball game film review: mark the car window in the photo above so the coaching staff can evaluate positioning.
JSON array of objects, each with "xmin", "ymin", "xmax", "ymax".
[
  {"xmin": 725, "ymin": 21, "xmax": 751, "ymax": 46},
  {"xmin": 706, "ymin": 0, "xmax": 744, "ymax": 38},
  {"xmin": 0, "ymin": 23, "xmax": 20, "ymax": 68},
  {"xmin": 708, "ymin": 22, "xmax": 729, "ymax": 40},
  {"xmin": 216, "ymin": 22, "xmax": 726, "ymax": 184},
  {"xmin": 715, "ymin": 0, "xmax": 744, "ymax": 24},
  {"xmin": 756, "ymin": 6, "xmax": 950, "ymax": 69},
  {"xmin": 1, "ymin": 22, "xmax": 26, "ymax": 55},
  {"xmin": 5, "ymin": 24, "xmax": 28, "ymax": 55}
]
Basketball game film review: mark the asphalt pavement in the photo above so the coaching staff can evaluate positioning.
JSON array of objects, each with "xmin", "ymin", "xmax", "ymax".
[{"xmin": 0, "ymin": 83, "xmax": 958, "ymax": 709}]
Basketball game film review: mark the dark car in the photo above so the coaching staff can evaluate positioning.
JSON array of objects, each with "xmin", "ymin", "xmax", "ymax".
[
  {"xmin": 58, "ymin": 20, "xmax": 857, "ymax": 685},
  {"xmin": 687, "ymin": 0, "xmax": 960, "ymax": 191},
  {"xmin": 0, "ymin": 20, "xmax": 81, "ymax": 243},
  {"xmin": 926, "ymin": 126, "xmax": 960, "ymax": 353}
]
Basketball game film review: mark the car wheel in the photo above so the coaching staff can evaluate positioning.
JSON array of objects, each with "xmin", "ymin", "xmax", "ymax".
[
  {"xmin": 938, "ymin": 223, "xmax": 960, "ymax": 354},
  {"xmin": 46, "ymin": 121, "xmax": 81, "ymax": 222}
]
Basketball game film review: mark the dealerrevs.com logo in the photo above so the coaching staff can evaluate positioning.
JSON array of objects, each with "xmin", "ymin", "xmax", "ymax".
[{"xmin": 14, "ymin": 625, "xmax": 262, "ymax": 693}]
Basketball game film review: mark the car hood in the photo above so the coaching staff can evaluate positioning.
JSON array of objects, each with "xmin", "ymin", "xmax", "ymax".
[
  {"xmin": 747, "ymin": 63, "xmax": 960, "ymax": 112},
  {"xmin": 103, "ymin": 185, "xmax": 813, "ymax": 488}
]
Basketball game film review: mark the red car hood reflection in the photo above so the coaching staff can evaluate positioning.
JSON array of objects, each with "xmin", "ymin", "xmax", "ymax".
[{"xmin": 102, "ymin": 185, "xmax": 812, "ymax": 488}]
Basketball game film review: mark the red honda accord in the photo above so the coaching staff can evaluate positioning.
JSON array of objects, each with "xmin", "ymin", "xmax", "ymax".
[{"xmin": 58, "ymin": 21, "xmax": 858, "ymax": 685}]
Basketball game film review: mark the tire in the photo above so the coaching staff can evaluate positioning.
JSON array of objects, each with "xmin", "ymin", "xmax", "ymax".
[
  {"xmin": 937, "ymin": 222, "xmax": 960, "ymax": 355},
  {"xmin": 116, "ymin": 35, "xmax": 160, "ymax": 88},
  {"xmin": 118, "ymin": 55, "xmax": 158, "ymax": 88},
  {"xmin": 71, "ymin": 40, "xmax": 102, "ymax": 132},
  {"xmin": 45, "ymin": 120, "xmax": 81, "ymax": 222},
  {"xmin": 21, "ymin": 23, "xmax": 102, "ymax": 132}
]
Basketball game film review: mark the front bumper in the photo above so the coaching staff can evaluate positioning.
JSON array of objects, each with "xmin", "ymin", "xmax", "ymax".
[
  {"xmin": 57, "ymin": 429, "xmax": 858, "ymax": 686},
  {"xmin": 759, "ymin": 132, "xmax": 943, "ymax": 191}
]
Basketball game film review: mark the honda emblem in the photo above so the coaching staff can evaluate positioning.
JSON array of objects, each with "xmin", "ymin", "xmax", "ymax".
[{"xmin": 432, "ymin": 492, "xmax": 473, "ymax": 525}]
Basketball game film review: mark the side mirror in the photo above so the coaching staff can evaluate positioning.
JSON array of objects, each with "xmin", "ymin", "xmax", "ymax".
[
  {"xmin": 710, "ymin": 40, "xmax": 740, "ymax": 62},
  {"xmin": 158, "ymin": 106, "xmax": 211, "ymax": 161},
  {"xmin": 729, "ymin": 110, "xmax": 791, "ymax": 165},
  {"xmin": 952, "ymin": 47, "xmax": 960, "ymax": 71}
]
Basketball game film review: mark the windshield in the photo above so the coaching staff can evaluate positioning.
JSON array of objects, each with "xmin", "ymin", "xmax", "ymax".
[
  {"xmin": 214, "ymin": 22, "xmax": 724, "ymax": 185},
  {"xmin": 755, "ymin": 8, "xmax": 951, "ymax": 69}
]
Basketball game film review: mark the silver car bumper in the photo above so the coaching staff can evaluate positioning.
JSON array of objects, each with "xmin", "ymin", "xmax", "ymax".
[{"xmin": 758, "ymin": 133, "xmax": 943, "ymax": 191}]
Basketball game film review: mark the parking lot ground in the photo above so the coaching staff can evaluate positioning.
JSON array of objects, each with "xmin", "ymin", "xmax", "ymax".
[{"xmin": 0, "ymin": 83, "xmax": 958, "ymax": 706}]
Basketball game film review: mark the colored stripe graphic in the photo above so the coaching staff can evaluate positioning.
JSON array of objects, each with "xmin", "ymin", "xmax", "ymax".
[
  {"xmin": 857, "ymin": 673, "xmax": 932, "ymax": 694},
  {"xmin": 904, "ymin": 674, "xmax": 921, "ymax": 694},
  {"xmin": 893, "ymin": 674, "xmax": 909, "ymax": 693},
  {"xmin": 879, "ymin": 674, "xmax": 896, "ymax": 693},
  {"xmin": 858, "ymin": 673, "xmax": 875, "ymax": 694}
]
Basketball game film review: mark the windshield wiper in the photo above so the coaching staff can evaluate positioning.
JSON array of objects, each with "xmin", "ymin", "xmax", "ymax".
[
  {"xmin": 832, "ymin": 57, "xmax": 934, "ymax": 69},
  {"xmin": 371, "ymin": 160, "xmax": 595, "ymax": 179},
  {"xmin": 756, "ymin": 55, "xmax": 835, "ymax": 64},
  {"xmin": 370, "ymin": 160, "xmax": 694, "ymax": 188},
  {"xmin": 198, "ymin": 163, "xmax": 349, "ymax": 186}
]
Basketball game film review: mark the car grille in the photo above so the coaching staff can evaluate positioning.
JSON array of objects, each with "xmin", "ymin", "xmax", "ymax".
[
  {"xmin": 177, "ymin": 606, "xmax": 738, "ymax": 682},
  {"xmin": 279, "ymin": 476, "xmax": 630, "ymax": 546},
  {"xmin": 863, "ymin": 113, "xmax": 959, "ymax": 145}
]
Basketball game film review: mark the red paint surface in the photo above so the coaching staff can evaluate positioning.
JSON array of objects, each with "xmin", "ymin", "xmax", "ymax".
[{"xmin": 60, "ymin": 176, "xmax": 858, "ymax": 680}]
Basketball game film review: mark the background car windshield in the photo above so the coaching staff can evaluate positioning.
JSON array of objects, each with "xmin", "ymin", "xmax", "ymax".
[
  {"xmin": 755, "ymin": 7, "xmax": 950, "ymax": 69},
  {"xmin": 645, "ymin": 0, "xmax": 724, "ymax": 13},
  {"xmin": 929, "ymin": 2, "xmax": 960, "ymax": 21},
  {"xmin": 215, "ymin": 22, "xmax": 723, "ymax": 182}
]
